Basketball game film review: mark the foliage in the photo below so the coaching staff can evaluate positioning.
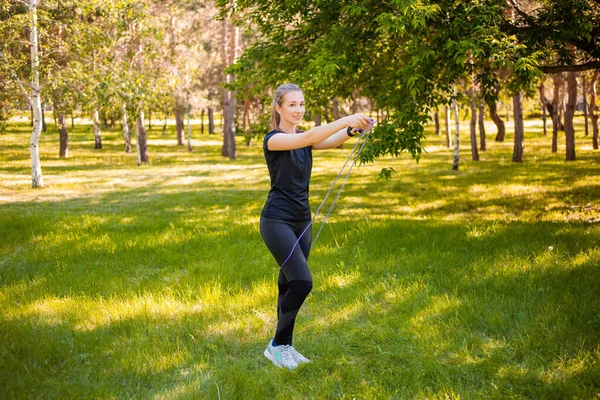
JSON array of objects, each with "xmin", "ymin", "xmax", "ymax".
[{"xmin": 220, "ymin": 0, "xmax": 599, "ymax": 165}]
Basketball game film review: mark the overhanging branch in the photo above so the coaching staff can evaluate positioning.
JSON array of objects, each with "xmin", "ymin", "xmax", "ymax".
[{"xmin": 540, "ymin": 61, "xmax": 600, "ymax": 73}]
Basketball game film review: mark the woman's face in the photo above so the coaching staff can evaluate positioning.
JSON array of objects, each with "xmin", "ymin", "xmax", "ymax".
[{"xmin": 277, "ymin": 91, "xmax": 305, "ymax": 127}]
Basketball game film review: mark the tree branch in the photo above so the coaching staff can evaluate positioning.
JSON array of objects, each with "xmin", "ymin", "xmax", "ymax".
[
  {"xmin": 0, "ymin": 50, "xmax": 32, "ymax": 108},
  {"xmin": 505, "ymin": 0, "xmax": 535, "ymax": 25},
  {"xmin": 540, "ymin": 61, "xmax": 600, "ymax": 73}
]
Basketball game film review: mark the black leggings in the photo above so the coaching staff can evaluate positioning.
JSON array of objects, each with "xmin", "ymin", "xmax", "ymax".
[{"xmin": 260, "ymin": 216, "xmax": 313, "ymax": 346}]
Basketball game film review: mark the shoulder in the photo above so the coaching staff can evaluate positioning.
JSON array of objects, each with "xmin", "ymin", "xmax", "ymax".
[{"xmin": 263, "ymin": 129, "xmax": 282, "ymax": 151}]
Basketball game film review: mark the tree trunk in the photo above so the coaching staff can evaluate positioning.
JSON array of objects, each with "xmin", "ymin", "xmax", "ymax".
[
  {"xmin": 162, "ymin": 112, "xmax": 167, "ymax": 135},
  {"xmin": 590, "ymin": 70, "xmax": 599, "ymax": 150},
  {"xmin": 148, "ymin": 108, "xmax": 152, "ymax": 130},
  {"xmin": 452, "ymin": 99, "xmax": 460, "ymax": 170},
  {"xmin": 41, "ymin": 104, "xmax": 46, "ymax": 132},
  {"xmin": 469, "ymin": 84, "xmax": 479, "ymax": 161},
  {"xmin": 200, "ymin": 108, "xmax": 205, "ymax": 134},
  {"xmin": 92, "ymin": 110, "xmax": 102, "ymax": 149},
  {"xmin": 512, "ymin": 92, "xmax": 524, "ymax": 162},
  {"xmin": 208, "ymin": 107, "xmax": 214, "ymax": 134},
  {"xmin": 487, "ymin": 99, "xmax": 505, "ymax": 141},
  {"xmin": 187, "ymin": 105, "xmax": 192, "ymax": 152},
  {"xmin": 175, "ymin": 105, "xmax": 184, "ymax": 145},
  {"xmin": 71, "ymin": 111, "xmax": 74, "ymax": 129},
  {"xmin": 58, "ymin": 112, "xmax": 68, "ymax": 158},
  {"xmin": 506, "ymin": 103, "xmax": 510, "ymax": 122},
  {"xmin": 242, "ymin": 99, "xmax": 249, "ymax": 135},
  {"xmin": 314, "ymin": 114, "xmax": 322, "ymax": 127},
  {"xmin": 445, "ymin": 105, "xmax": 451, "ymax": 148},
  {"xmin": 220, "ymin": 17, "xmax": 237, "ymax": 159},
  {"xmin": 478, "ymin": 101, "xmax": 486, "ymax": 150},
  {"xmin": 540, "ymin": 80, "xmax": 548, "ymax": 136},
  {"xmin": 29, "ymin": 0, "xmax": 43, "ymax": 188},
  {"xmin": 583, "ymin": 74, "xmax": 589, "ymax": 137},
  {"xmin": 564, "ymin": 71, "xmax": 577, "ymax": 161},
  {"xmin": 136, "ymin": 110, "xmax": 149, "ymax": 165},
  {"xmin": 551, "ymin": 74, "xmax": 562, "ymax": 152},
  {"xmin": 434, "ymin": 108, "xmax": 440, "ymax": 136},
  {"xmin": 332, "ymin": 98, "xmax": 341, "ymax": 120},
  {"xmin": 122, "ymin": 104, "xmax": 131, "ymax": 153}
]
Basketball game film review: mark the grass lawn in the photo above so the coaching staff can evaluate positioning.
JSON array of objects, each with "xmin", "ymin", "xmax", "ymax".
[{"xmin": 1, "ymin": 118, "xmax": 599, "ymax": 399}]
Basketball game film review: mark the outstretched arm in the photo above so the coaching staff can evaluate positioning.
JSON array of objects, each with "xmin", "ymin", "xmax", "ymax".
[
  {"xmin": 312, "ymin": 127, "xmax": 359, "ymax": 150},
  {"xmin": 266, "ymin": 114, "xmax": 371, "ymax": 151}
]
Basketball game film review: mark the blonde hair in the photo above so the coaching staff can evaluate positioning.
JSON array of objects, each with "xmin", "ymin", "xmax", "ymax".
[{"xmin": 271, "ymin": 83, "xmax": 302, "ymax": 130}]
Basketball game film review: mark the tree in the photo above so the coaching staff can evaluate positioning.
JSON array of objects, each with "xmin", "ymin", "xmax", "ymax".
[
  {"xmin": 564, "ymin": 71, "xmax": 577, "ymax": 161},
  {"xmin": 1, "ymin": 0, "xmax": 44, "ymax": 187},
  {"xmin": 512, "ymin": 91, "xmax": 525, "ymax": 162},
  {"xmin": 589, "ymin": 70, "xmax": 599, "ymax": 149}
]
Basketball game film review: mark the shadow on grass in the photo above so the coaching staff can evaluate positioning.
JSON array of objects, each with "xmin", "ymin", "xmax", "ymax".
[{"xmin": 1, "ymin": 184, "xmax": 599, "ymax": 397}]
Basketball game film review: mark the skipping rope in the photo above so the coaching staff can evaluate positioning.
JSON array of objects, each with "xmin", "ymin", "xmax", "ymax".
[{"xmin": 279, "ymin": 122, "xmax": 375, "ymax": 269}]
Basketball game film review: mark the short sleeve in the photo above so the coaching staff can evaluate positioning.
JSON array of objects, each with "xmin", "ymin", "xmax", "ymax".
[{"xmin": 263, "ymin": 130, "xmax": 280, "ymax": 152}]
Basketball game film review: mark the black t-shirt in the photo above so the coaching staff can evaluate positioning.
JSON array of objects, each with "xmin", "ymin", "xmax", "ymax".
[{"xmin": 261, "ymin": 129, "xmax": 312, "ymax": 222}]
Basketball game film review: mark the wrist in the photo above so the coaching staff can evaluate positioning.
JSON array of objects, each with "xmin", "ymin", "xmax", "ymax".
[{"xmin": 346, "ymin": 126, "xmax": 356, "ymax": 137}]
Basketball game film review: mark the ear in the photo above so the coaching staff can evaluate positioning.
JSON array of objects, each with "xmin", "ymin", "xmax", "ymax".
[{"xmin": 275, "ymin": 105, "xmax": 281, "ymax": 114}]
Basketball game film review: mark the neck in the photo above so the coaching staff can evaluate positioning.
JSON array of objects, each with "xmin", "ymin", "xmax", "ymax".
[{"xmin": 278, "ymin": 120, "xmax": 296, "ymax": 134}]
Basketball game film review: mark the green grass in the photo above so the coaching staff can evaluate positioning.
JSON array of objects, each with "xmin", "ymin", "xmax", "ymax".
[{"xmin": 1, "ymin": 118, "xmax": 599, "ymax": 399}]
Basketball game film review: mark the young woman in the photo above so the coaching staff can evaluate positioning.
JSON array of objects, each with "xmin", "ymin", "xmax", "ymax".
[{"xmin": 260, "ymin": 83, "xmax": 372, "ymax": 370}]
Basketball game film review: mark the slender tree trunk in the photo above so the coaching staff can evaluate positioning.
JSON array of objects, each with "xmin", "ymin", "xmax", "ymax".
[
  {"xmin": 452, "ymin": 99, "xmax": 460, "ymax": 170},
  {"xmin": 564, "ymin": 71, "xmax": 577, "ymax": 161},
  {"xmin": 559, "ymin": 82, "xmax": 565, "ymax": 131},
  {"xmin": 208, "ymin": 107, "xmax": 214, "ymax": 134},
  {"xmin": 332, "ymin": 98, "xmax": 341, "ymax": 120},
  {"xmin": 41, "ymin": 104, "xmax": 46, "ymax": 132},
  {"xmin": 58, "ymin": 112, "xmax": 68, "ymax": 158},
  {"xmin": 583, "ymin": 74, "xmax": 589, "ymax": 137},
  {"xmin": 136, "ymin": 110, "xmax": 149, "ymax": 165},
  {"xmin": 242, "ymin": 99, "xmax": 249, "ymax": 135},
  {"xmin": 590, "ymin": 71, "xmax": 599, "ymax": 149},
  {"xmin": 445, "ymin": 105, "xmax": 451, "ymax": 148},
  {"xmin": 187, "ymin": 105, "xmax": 192, "ymax": 152},
  {"xmin": 122, "ymin": 104, "xmax": 131, "ymax": 153},
  {"xmin": 200, "ymin": 108, "xmax": 205, "ymax": 134},
  {"xmin": 148, "ymin": 108, "xmax": 152, "ymax": 130},
  {"xmin": 314, "ymin": 114, "xmax": 322, "ymax": 127},
  {"xmin": 434, "ymin": 108, "xmax": 440, "ymax": 135},
  {"xmin": 478, "ymin": 101, "xmax": 486, "ymax": 150},
  {"xmin": 512, "ymin": 92, "xmax": 524, "ymax": 162},
  {"xmin": 29, "ymin": 0, "xmax": 43, "ymax": 187},
  {"xmin": 92, "ymin": 110, "xmax": 102, "ymax": 149},
  {"xmin": 469, "ymin": 84, "xmax": 479, "ymax": 161},
  {"xmin": 506, "ymin": 103, "xmax": 510, "ymax": 122},
  {"xmin": 488, "ymin": 100, "xmax": 505, "ymax": 142},
  {"xmin": 162, "ymin": 112, "xmax": 167, "ymax": 135},
  {"xmin": 551, "ymin": 74, "xmax": 562, "ymax": 152},
  {"xmin": 71, "ymin": 111, "xmax": 74, "ymax": 129},
  {"xmin": 221, "ymin": 17, "xmax": 237, "ymax": 159},
  {"xmin": 540, "ymin": 80, "xmax": 548, "ymax": 136},
  {"xmin": 175, "ymin": 105, "xmax": 184, "ymax": 145}
]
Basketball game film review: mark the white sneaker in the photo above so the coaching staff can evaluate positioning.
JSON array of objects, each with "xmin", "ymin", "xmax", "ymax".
[
  {"xmin": 289, "ymin": 346, "xmax": 310, "ymax": 364},
  {"xmin": 264, "ymin": 340, "xmax": 298, "ymax": 370}
]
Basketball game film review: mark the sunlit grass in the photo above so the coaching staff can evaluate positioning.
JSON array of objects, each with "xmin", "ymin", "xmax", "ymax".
[{"xmin": 1, "ymin": 117, "xmax": 599, "ymax": 398}]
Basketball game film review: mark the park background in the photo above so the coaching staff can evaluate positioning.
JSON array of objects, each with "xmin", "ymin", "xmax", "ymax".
[{"xmin": 1, "ymin": 0, "xmax": 600, "ymax": 399}]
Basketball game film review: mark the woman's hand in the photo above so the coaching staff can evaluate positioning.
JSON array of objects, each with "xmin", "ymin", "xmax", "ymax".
[{"xmin": 344, "ymin": 114, "xmax": 373, "ymax": 131}]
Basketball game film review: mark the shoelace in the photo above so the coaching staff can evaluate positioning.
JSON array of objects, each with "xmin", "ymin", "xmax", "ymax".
[
  {"xmin": 278, "ymin": 125, "xmax": 374, "ymax": 269},
  {"xmin": 280, "ymin": 345, "xmax": 295, "ymax": 364}
]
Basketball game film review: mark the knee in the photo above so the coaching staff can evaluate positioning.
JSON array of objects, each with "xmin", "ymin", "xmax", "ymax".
[{"xmin": 289, "ymin": 280, "xmax": 313, "ymax": 297}]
